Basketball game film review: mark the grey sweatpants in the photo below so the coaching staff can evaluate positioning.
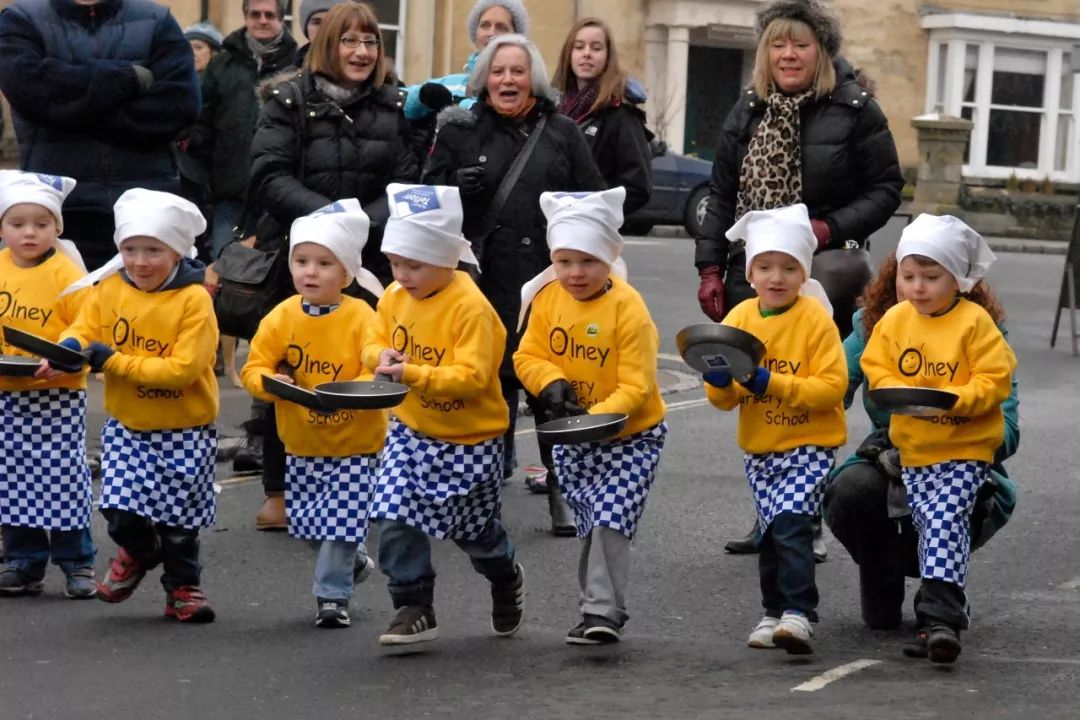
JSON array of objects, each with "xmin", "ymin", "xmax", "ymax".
[{"xmin": 579, "ymin": 526, "xmax": 631, "ymax": 626}]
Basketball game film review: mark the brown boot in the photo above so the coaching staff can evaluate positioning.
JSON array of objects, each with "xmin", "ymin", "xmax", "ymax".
[{"xmin": 256, "ymin": 492, "xmax": 287, "ymax": 531}]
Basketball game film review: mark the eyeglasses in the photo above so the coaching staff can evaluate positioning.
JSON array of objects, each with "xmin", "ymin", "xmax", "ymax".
[
  {"xmin": 246, "ymin": 10, "xmax": 280, "ymax": 21},
  {"xmin": 341, "ymin": 35, "xmax": 380, "ymax": 50}
]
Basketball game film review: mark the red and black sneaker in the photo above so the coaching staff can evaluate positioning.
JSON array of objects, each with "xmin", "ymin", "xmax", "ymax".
[
  {"xmin": 165, "ymin": 586, "xmax": 216, "ymax": 623},
  {"xmin": 96, "ymin": 547, "xmax": 152, "ymax": 604}
]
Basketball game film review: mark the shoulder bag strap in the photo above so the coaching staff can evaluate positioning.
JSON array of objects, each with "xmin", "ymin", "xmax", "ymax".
[{"xmin": 486, "ymin": 113, "xmax": 548, "ymax": 227}]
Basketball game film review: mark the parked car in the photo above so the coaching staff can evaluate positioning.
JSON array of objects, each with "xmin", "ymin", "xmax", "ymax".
[{"xmin": 623, "ymin": 141, "xmax": 712, "ymax": 237}]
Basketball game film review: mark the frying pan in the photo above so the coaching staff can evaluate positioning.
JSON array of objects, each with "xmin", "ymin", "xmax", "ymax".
[
  {"xmin": 314, "ymin": 374, "xmax": 409, "ymax": 410},
  {"xmin": 0, "ymin": 354, "xmax": 41, "ymax": 377},
  {"xmin": 535, "ymin": 413, "xmax": 628, "ymax": 445},
  {"xmin": 868, "ymin": 387, "xmax": 958, "ymax": 417},
  {"xmin": 262, "ymin": 375, "xmax": 329, "ymax": 412},
  {"xmin": 675, "ymin": 324, "xmax": 766, "ymax": 379},
  {"xmin": 2, "ymin": 325, "xmax": 88, "ymax": 368}
]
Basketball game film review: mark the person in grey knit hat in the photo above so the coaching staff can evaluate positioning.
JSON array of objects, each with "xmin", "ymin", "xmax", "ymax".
[
  {"xmin": 466, "ymin": 0, "xmax": 529, "ymax": 46},
  {"xmin": 299, "ymin": 0, "xmax": 341, "ymax": 42},
  {"xmin": 184, "ymin": 22, "xmax": 224, "ymax": 73}
]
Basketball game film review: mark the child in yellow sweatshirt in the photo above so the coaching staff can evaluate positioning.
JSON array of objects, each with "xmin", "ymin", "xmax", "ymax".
[
  {"xmin": 514, "ymin": 187, "xmax": 667, "ymax": 645},
  {"xmin": 364, "ymin": 184, "xmax": 523, "ymax": 647},
  {"xmin": 52, "ymin": 189, "xmax": 220, "ymax": 623},
  {"xmin": 705, "ymin": 204, "xmax": 846, "ymax": 655},
  {"xmin": 241, "ymin": 199, "xmax": 388, "ymax": 629},
  {"xmin": 0, "ymin": 171, "xmax": 94, "ymax": 599},
  {"xmin": 861, "ymin": 214, "xmax": 1016, "ymax": 664}
]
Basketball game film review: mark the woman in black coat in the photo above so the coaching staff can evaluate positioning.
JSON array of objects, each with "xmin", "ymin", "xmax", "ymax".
[
  {"xmin": 423, "ymin": 34, "xmax": 604, "ymax": 525},
  {"xmin": 244, "ymin": 3, "xmax": 418, "ymax": 530},
  {"xmin": 550, "ymin": 17, "xmax": 652, "ymax": 215}
]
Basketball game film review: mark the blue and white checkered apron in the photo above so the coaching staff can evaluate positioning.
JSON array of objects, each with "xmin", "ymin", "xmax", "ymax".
[
  {"xmin": 743, "ymin": 445, "xmax": 836, "ymax": 529},
  {"xmin": 552, "ymin": 421, "xmax": 668, "ymax": 539},
  {"xmin": 370, "ymin": 420, "xmax": 504, "ymax": 541},
  {"xmin": 99, "ymin": 419, "xmax": 217, "ymax": 530},
  {"xmin": 0, "ymin": 389, "xmax": 92, "ymax": 530},
  {"xmin": 285, "ymin": 453, "xmax": 377, "ymax": 542},
  {"xmin": 904, "ymin": 460, "xmax": 987, "ymax": 587}
]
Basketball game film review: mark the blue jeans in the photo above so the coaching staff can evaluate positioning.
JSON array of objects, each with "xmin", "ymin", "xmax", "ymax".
[
  {"xmin": 310, "ymin": 540, "xmax": 369, "ymax": 601},
  {"xmin": 1, "ymin": 525, "xmax": 95, "ymax": 579},
  {"xmin": 377, "ymin": 518, "xmax": 516, "ymax": 608},
  {"xmin": 758, "ymin": 512, "xmax": 818, "ymax": 622},
  {"xmin": 210, "ymin": 199, "xmax": 243, "ymax": 260}
]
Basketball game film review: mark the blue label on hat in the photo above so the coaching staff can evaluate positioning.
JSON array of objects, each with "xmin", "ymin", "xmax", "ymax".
[
  {"xmin": 552, "ymin": 191, "xmax": 592, "ymax": 201},
  {"xmin": 393, "ymin": 186, "xmax": 440, "ymax": 216},
  {"xmin": 312, "ymin": 201, "xmax": 346, "ymax": 216},
  {"xmin": 33, "ymin": 173, "xmax": 64, "ymax": 191}
]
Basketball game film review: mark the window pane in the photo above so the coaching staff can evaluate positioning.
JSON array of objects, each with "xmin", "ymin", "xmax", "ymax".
[
  {"xmin": 961, "ymin": 106, "xmax": 974, "ymax": 163},
  {"xmin": 992, "ymin": 48, "xmax": 1046, "ymax": 107},
  {"xmin": 1062, "ymin": 59, "xmax": 1074, "ymax": 110},
  {"xmin": 986, "ymin": 109, "xmax": 1040, "ymax": 167},
  {"xmin": 1056, "ymin": 113, "xmax": 1072, "ymax": 172},
  {"xmin": 935, "ymin": 43, "xmax": 948, "ymax": 110},
  {"xmin": 963, "ymin": 44, "xmax": 978, "ymax": 103},
  {"xmin": 366, "ymin": 0, "xmax": 400, "ymax": 25},
  {"xmin": 382, "ymin": 28, "xmax": 399, "ymax": 66}
]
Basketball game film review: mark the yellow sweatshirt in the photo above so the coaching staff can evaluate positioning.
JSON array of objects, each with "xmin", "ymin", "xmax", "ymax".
[
  {"xmin": 0, "ymin": 248, "xmax": 89, "ymax": 393},
  {"xmin": 860, "ymin": 298, "xmax": 1016, "ymax": 466},
  {"xmin": 706, "ymin": 296, "xmax": 847, "ymax": 453},
  {"xmin": 514, "ymin": 276, "xmax": 666, "ymax": 438},
  {"xmin": 63, "ymin": 274, "xmax": 219, "ymax": 431},
  {"xmin": 363, "ymin": 272, "xmax": 509, "ymax": 444},
  {"xmin": 241, "ymin": 296, "xmax": 388, "ymax": 457}
]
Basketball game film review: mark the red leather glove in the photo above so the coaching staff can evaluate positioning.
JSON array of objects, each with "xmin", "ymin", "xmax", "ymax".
[
  {"xmin": 697, "ymin": 265, "xmax": 726, "ymax": 322},
  {"xmin": 810, "ymin": 219, "xmax": 832, "ymax": 250}
]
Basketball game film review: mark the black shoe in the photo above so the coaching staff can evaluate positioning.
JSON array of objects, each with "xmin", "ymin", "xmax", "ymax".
[
  {"xmin": 724, "ymin": 519, "xmax": 760, "ymax": 554},
  {"xmin": 315, "ymin": 598, "xmax": 350, "ymax": 628},
  {"xmin": 927, "ymin": 624, "xmax": 962, "ymax": 664},
  {"xmin": 0, "ymin": 567, "xmax": 44, "ymax": 596},
  {"xmin": 378, "ymin": 605, "xmax": 438, "ymax": 645},
  {"xmin": 582, "ymin": 614, "xmax": 620, "ymax": 644},
  {"xmin": 902, "ymin": 627, "xmax": 929, "ymax": 658},
  {"xmin": 490, "ymin": 563, "xmax": 524, "ymax": 637},
  {"xmin": 566, "ymin": 619, "xmax": 602, "ymax": 645},
  {"xmin": 858, "ymin": 564, "xmax": 904, "ymax": 630},
  {"xmin": 546, "ymin": 474, "xmax": 576, "ymax": 537},
  {"xmin": 232, "ymin": 443, "xmax": 264, "ymax": 474}
]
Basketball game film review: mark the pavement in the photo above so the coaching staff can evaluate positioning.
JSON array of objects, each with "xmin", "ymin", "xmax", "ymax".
[{"xmin": 2, "ymin": 231, "xmax": 1080, "ymax": 719}]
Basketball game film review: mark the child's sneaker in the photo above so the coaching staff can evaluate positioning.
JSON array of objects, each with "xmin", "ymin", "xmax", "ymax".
[
  {"xmin": 927, "ymin": 624, "xmax": 962, "ymax": 664},
  {"xmin": 490, "ymin": 563, "xmax": 525, "ymax": 637},
  {"xmin": 315, "ymin": 598, "xmax": 351, "ymax": 628},
  {"xmin": 747, "ymin": 616, "xmax": 780, "ymax": 648},
  {"xmin": 378, "ymin": 605, "xmax": 438, "ymax": 645},
  {"xmin": 582, "ymin": 614, "xmax": 620, "ymax": 644},
  {"xmin": 902, "ymin": 627, "xmax": 930, "ymax": 658},
  {"xmin": 771, "ymin": 610, "xmax": 815, "ymax": 655},
  {"xmin": 566, "ymin": 618, "xmax": 602, "ymax": 645},
  {"xmin": 352, "ymin": 554, "xmax": 375, "ymax": 586},
  {"xmin": 164, "ymin": 586, "xmax": 216, "ymax": 623},
  {"xmin": 96, "ymin": 547, "xmax": 152, "ymax": 603},
  {"xmin": 0, "ymin": 567, "xmax": 44, "ymax": 596},
  {"xmin": 64, "ymin": 568, "xmax": 96, "ymax": 599}
]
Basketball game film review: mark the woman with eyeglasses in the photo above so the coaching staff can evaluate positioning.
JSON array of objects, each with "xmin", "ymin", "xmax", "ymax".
[{"xmin": 244, "ymin": 2, "xmax": 418, "ymax": 531}]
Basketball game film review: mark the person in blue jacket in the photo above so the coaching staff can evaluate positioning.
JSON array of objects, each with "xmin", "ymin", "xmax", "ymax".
[
  {"xmin": 0, "ymin": 0, "xmax": 200, "ymax": 271},
  {"xmin": 823, "ymin": 253, "xmax": 1019, "ymax": 657}
]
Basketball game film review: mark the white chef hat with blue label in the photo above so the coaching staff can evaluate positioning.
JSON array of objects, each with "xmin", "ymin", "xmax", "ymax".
[
  {"xmin": 381, "ymin": 184, "xmax": 478, "ymax": 270},
  {"xmin": 289, "ymin": 198, "xmax": 384, "ymax": 299},
  {"xmin": 0, "ymin": 169, "xmax": 86, "ymax": 271}
]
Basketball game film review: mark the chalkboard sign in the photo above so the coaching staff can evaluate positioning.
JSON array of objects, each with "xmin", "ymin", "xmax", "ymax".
[{"xmin": 1050, "ymin": 204, "xmax": 1080, "ymax": 356}]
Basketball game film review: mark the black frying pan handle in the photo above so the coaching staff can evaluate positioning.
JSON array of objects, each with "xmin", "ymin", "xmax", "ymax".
[{"xmin": 375, "ymin": 372, "xmax": 393, "ymax": 383}]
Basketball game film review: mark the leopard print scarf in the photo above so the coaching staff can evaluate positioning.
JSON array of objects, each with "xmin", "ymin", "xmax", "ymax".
[{"xmin": 735, "ymin": 89, "xmax": 816, "ymax": 222}]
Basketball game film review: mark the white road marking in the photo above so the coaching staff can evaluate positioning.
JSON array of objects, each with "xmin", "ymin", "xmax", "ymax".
[
  {"xmin": 791, "ymin": 659, "xmax": 882, "ymax": 692},
  {"xmin": 624, "ymin": 239, "xmax": 671, "ymax": 246},
  {"xmin": 658, "ymin": 352, "xmax": 688, "ymax": 365},
  {"xmin": 1057, "ymin": 576, "xmax": 1080, "ymax": 590}
]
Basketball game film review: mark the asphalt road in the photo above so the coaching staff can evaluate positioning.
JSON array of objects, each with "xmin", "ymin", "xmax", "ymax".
[{"xmin": 2, "ymin": 232, "xmax": 1079, "ymax": 719}]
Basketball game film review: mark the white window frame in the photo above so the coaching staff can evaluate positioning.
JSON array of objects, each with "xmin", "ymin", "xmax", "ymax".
[
  {"xmin": 922, "ymin": 13, "xmax": 1080, "ymax": 181},
  {"xmin": 376, "ymin": 0, "xmax": 408, "ymax": 82}
]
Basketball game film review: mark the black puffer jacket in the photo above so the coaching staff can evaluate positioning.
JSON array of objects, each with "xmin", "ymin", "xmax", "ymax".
[
  {"xmin": 248, "ymin": 71, "xmax": 419, "ymax": 282},
  {"xmin": 696, "ymin": 58, "xmax": 903, "ymax": 268},
  {"xmin": 189, "ymin": 29, "xmax": 298, "ymax": 201},
  {"xmin": 423, "ymin": 97, "xmax": 605, "ymax": 382},
  {"xmin": 577, "ymin": 102, "xmax": 652, "ymax": 215}
]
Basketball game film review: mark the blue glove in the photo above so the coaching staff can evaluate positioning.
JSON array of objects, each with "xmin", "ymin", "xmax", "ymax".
[
  {"xmin": 738, "ymin": 367, "xmax": 771, "ymax": 396},
  {"xmin": 49, "ymin": 337, "xmax": 84, "ymax": 373},
  {"xmin": 86, "ymin": 342, "xmax": 115, "ymax": 373},
  {"xmin": 703, "ymin": 368, "xmax": 733, "ymax": 388}
]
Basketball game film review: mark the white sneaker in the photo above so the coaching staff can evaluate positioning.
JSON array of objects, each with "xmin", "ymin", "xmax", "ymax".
[
  {"xmin": 747, "ymin": 616, "xmax": 780, "ymax": 648},
  {"xmin": 771, "ymin": 611, "xmax": 815, "ymax": 655}
]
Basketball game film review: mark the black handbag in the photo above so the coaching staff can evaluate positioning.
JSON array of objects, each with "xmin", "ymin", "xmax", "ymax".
[
  {"xmin": 212, "ymin": 242, "xmax": 290, "ymax": 340},
  {"xmin": 811, "ymin": 242, "xmax": 875, "ymax": 302}
]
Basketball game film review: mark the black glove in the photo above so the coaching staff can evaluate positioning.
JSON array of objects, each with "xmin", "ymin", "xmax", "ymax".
[
  {"xmin": 419, "ymin": 82, "xmax": 454, "ymax": 112},
  {"xmin": 455, "ymin": 166, "xmax": 486, "ymax": 197},
  {"xmin": 536, "ymin": 379, "xmax": 584, "ymax": 423}
]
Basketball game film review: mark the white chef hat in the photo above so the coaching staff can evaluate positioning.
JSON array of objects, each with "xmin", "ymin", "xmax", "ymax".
[
  {"xmin": 726, "ymin": 203, "xmax": 832, "ymax": 314},
  {"xmin": 381, "ymin": 184, "xmax": 479, "ymax": 270},
  {"xmin": 59, "ymin": 189, "xmax": 205, "ymax": 297},
  {"xmin": 517, "ymin": 187, "xmax": 629, "ymax": 330},
  {"xmin": 289, "ymin": 199, "xmax": 384, "ymax": 300},
  {"xmin": 896, "ymin": 214, "xmax": 995, "ymax": 293},
  {"xmin": 0, "ymin": 170, "xmax": 86, "ymax": 271}
]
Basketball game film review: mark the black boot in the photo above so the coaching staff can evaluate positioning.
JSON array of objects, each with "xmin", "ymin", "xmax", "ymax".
[
  {"xmin": 546, "ymin": 473, "xmax": 576, "ymax": 537},
  {"xmin": 858, "ymin": 562, "xmax": 905, "ymax": 629},
  {"xmin": 724, "ymin": 518, "xmax": 760, "ymax": 554}
]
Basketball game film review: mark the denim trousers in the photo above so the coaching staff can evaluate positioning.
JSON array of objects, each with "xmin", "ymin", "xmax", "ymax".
[
  {"xmin": 376, "ymin": 518, "xmax": 517, "ymax": 608},
  {"xmin": 309, "ymin": 540, "xmax": 370, "ymax": 601},
  {"xmin": 102, "ymin": 509, "xmax": 201, "ymax": 591},
  {"xmin": 1, "ymin": 525, "xmax": 95, "ymax": 578},
  {"xmin": 759, "ymin": 512, "xmax": 818, "ymax": 622}
]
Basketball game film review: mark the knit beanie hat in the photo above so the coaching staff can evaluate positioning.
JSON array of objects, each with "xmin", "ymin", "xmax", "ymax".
[
  {"xmin": 466, "ymin": 0, "xmax": 529, "ymax": 45},
  {"xmin": 184, "ymin": 22, "xmax": 224, "ymax": 51},
  {"xmin": 299, "ymin": 0, "xmax": 339, "ymax": 39},
  {"xmin": 756, "ymin": 0, "xmax": 843, "ymax": 57}
]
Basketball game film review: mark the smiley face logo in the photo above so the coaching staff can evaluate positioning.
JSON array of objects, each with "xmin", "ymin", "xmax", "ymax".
[
  {"xmin": 112, "ymin": 317, "xmax": 131, "ymax": 346},
  {"xmin": 549, "ymin": 326, "xmax": 569, "ymax": 355},
  {"xmin": 585, "ymin": 323, "xmax": 600, "ymax": 338},
  {"xmin": 284, "ymin": 342, "xmax": 305, "ymax": 370},
  {"xmin": 0, "ymin": 283, "xmax": 14, "ymax": 318},
  {"xmin": 898, "ymin": 346, "xmax": 923, "ymax": 377},
  {"xmin": 391, "ymin": 324, "xmax": 410, "ymax": 354}
]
